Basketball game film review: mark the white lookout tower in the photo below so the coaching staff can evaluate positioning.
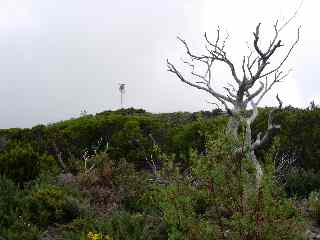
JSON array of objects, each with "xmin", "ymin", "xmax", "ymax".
[{"xmin": 119, "ymin": 83, "xmax": 126, "ymax": 109}]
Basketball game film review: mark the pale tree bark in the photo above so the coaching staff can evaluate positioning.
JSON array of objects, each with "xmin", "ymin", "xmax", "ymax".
[{"xmin": 167, "ymin": 17, "xmax": 300, "ymax": 188}]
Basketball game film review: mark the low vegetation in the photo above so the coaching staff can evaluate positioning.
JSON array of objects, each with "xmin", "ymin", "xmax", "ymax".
[{"xmin": 0, "ymin": 106, "xmax": 319, "ymax": 239}]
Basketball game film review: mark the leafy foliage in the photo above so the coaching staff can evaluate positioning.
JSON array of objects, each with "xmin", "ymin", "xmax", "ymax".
[
  {"xmin": 284, "ymin": 169, "xmax": 320, "ymax": 198},
  {"xmin": 25, "ymin": 183, "xmax": 82, "ymax": 227},
  {"xmin": 308, "ymin": 191, "xmax": 320, "ymax": 223},
  {"xmin": 187, "ymin": 131, "xmax": 305, "ymax": 239},
  {"xmin": 0, "ymin": 176, "xmax": 21, "ymax": 229},
  {"xmin": 0, "ymin": 143, "xmax": 58, "ymax": 184},
  {"xmin": 0, "ymin": 107, "xmax": 318, "ymax": 239}
]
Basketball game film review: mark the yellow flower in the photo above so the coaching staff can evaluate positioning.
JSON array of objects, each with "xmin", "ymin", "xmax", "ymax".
[
  {"xmin": 87, "ymin": 231, "xmax": 102, "ymax": 240},
  {"xmin": 87, "ymin": 231, "xmax": 112, "ymax": 240}
]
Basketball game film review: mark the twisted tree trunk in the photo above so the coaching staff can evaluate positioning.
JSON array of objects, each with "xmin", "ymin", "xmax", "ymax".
[{"xmin": 167, "ymin": 16, "xmax": 299, "ymax": 188}]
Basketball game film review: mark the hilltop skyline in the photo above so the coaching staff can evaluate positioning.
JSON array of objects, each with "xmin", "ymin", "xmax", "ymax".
[{"xmin": 0, "ymin": 0, "xmax": 318, "ymax": 128}]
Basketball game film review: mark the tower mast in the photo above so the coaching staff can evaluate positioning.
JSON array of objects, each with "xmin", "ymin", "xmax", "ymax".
[{"xmin": 119, "ymin": 83, "xmax": 126, "ymax": 109}]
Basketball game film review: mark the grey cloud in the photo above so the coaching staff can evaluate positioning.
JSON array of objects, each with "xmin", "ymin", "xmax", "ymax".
[{"xmin": 0, "ymin": 0, "xmax": 318, "ymax": 128}]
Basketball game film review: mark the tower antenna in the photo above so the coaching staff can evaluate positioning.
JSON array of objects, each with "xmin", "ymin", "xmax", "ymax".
[{"xmin": 119, "ymin": 83, "xmax": 126, "ymax": 108}]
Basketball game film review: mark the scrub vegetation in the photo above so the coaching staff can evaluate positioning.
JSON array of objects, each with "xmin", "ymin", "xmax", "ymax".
[{"xmin": 0, "ymin": 106, "xmax": 319, "ymax": 239}]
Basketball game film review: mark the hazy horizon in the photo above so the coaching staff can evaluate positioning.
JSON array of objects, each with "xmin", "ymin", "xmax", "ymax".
[{"xmin": 0, "ymin": 0, "xmax": 319, "ymax": 128}]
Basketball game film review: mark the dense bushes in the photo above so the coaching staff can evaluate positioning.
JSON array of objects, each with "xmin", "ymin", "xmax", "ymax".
[
  {"xmin": 1, "ymin": 107, "xmax": 319, "ymax": 183},
  {"xmin": 26, "ymin": 183, "xmax": 82, "ymax": 227},
  {"xmin": 284, "ymin": 169, "xmax": 320, "ymax": 198},
  {"xmin": 0, "ymin": 176, "xmax": 21, "ymax": 229},
  {"xmin": 109, "ymin": 118, "xmax": 153, "ymax": 165},
  {"xmin": 169, "ymin": 116, "xmax": 227, "ymax": 164},
  {"xmin": 0, "ymin": 174, "xmax": 85, "ymax": 240},
  {"xmin": 308, "ymin": 191, "xmax": 320, "ymax": 222},
  {"xmin": 0, "ymin": 144, "xmax": 41, "ymax": 183},
  {"xmin": 0, "ymin": 105, "xmax": 317, "ymax": 239},
  {"xmin": 63, "ymin": 132, "xmax": 304, "ymax": 239},
  {"xmin": 0, "ymin": 143, "xmax": 58, "ymax": 184},
  {"xmin": 0, "ymin": 126, "xmax": 308, "ymax": 239},
  {"xmin": 0, "ymin": 175, "xmax": 42, "ymax": 239},
  {"xmin": 253, "ymin": 106, "xmax": 320, "ymax": 171},
  {"xmin": 187, "ymin": 132, "xmax": 304, "ymax": 239}
]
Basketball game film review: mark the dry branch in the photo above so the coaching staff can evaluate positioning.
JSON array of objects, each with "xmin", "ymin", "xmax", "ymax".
[{"xmin": 167, "ymin": 12, "xmax": 301, "ymax": 188}]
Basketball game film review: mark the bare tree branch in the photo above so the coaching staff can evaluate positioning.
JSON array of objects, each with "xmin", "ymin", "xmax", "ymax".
[
  {"xmin": 252, "ymin": 94, "xmax": 283, "ymax": 150},
  {"xmin": 259, "ymin": 27, "xmax": 300, "ymax": 79},
  {"xmin": 278, "ymin": 0, "xmax": 304, "ymax": 32},
  {"xmin": 167, "ymin": 11, "xmax": 301, "ymax": 188},
  {"xmin": 167, "ymin": 59, "xmax": 235, "ymax": 112}
]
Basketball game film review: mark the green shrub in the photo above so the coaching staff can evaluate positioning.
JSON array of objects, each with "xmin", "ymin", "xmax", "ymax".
[
  {"xmin": 0, "ymin": 143, "xmax": 58, "ymax": 184},
  {"xmin": 109, "ymin": 119, "xmax": 151, "ymax": 165},
  {"xmin": 111, "ymin": 160, "xmax": 152, "ymax": 211},
  {"xmin": 0, "ymin": 176, "xmax": 20, "ymax": 229},
  {"xmin": 0, "ymin": 108, "xmax": 313, "ymax": 239},
  {"xmin": 63, "ymin": 211, "xmax": 166, "ymax": 240},
  {"xmin": 284, "ymin": 168, "xmax": 320, "ymax": 198},
  {"xmin": 25, "ymin": 184, "xmax": 82, "ymax": 227},
  {"xmin": 0, "ymin": 176, "xmax": 42, "ymax": 240},
  {"xmin": 105, "ymin": 211, "xmax": 165, "ymax": 240},
  {"xmin": 3, "ymin": 216, "xmax": 41, "ymax": 240},
  {"xmin": 253, "ymin": 107, "xmax": 320, "ymax": 171},
  {"xmin": 169, "ymin": 116, "xmax": 227, "ymax": 165},
  {"xmin": 140, "ymin": 183, "xmax": 215, "ymax": 239},
  {"xmin": 0, "ymin": 143, "xmax": 40, "ymax": 184},
  {"xmin": 188, "ymin": 131, "xmax": 305, "ymax": 239},
  {"xmin": 127, "ymin": 130, "xmax": 305, "ymax": 239},
  {"xmin": 308, "ymin": 191, "xmax": 320, "ymax": 222}
]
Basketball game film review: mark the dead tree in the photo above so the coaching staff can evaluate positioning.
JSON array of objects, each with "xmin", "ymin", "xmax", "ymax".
[{"xmin": 167, "ymin": 20, "xmax": 300, "ymax": 187}]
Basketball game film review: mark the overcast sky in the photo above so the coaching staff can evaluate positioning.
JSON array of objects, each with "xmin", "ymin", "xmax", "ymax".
[{"xmin": 0, "ymin": 0, "xmax": 318, "ymax": 128}]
